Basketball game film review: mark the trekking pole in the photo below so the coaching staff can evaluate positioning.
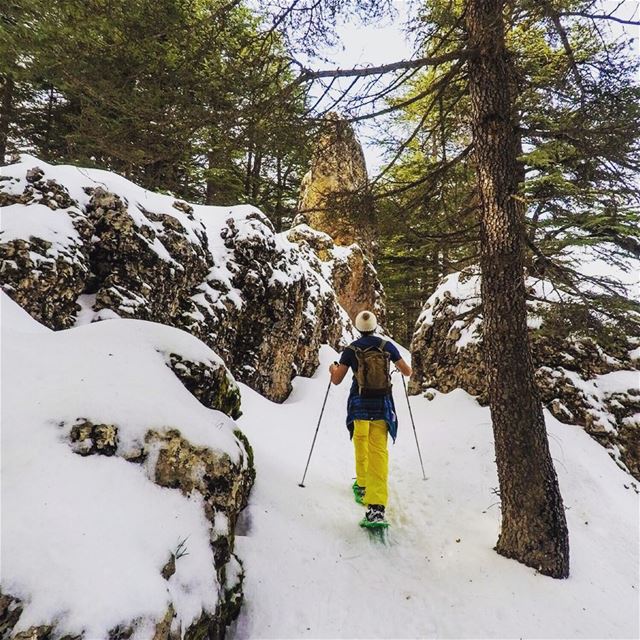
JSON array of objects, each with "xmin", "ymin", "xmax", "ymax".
[
  {"xmin": 298, "ymin": 378, "xmax": 332, "ymax": 488},
  {"xmin": 400, "ymin": 373, "xmax": 427, "ymax": 481}
]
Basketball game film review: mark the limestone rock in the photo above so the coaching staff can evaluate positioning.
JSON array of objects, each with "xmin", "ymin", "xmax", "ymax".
[
  {"xmin": 298, "ymin": 113, "xmax": 376, "ymax": 259},
  {"xmin": 85, "ymin": 187, "xmax": 211, "ymax": 324},
  {"xmin": 0, "ymin": 159, "xmax": 362, "ymax": 403},
  {"xmin": 145, "ymin": 428, "xmax": 252, "ymax": 520},
  {"xmin": 0, "ymin": 592, "xmax": 23, "ymax": 639},
  {"xmin": 410, "ymin": 271, "xmax": 640, "ymax": 480},
  {"xmin": 286, "ymin": 224, "xmax": 385, "ymax": 324},
  {"xmin": 0, "ymin": 173, "xmax": 92, "ymax": 329},
  {"xmin": 176, "ymin": 210, "xmax": 352, "ymax": 401},
  {"xmin": 69, "ymin": 420, "xmax": 118, "ymax": 456},
  {"xmin": 167, "ymin": 353, "xmax": 241, "ymax": 420},
  {"xmin": 1, "ymin": 284, "xmax": 253, "ymax": 639},
  {"xmin": 55, "ymin": 419, "xmax": 254, "ymax": 640}
]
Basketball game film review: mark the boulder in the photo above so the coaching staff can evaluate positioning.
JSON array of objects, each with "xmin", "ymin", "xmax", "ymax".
[
  {"xmin": 1, "ymin": 297, "xmax": 254, "ymax": 639},
  {"xmin": 410, "ymin": 271, "xmax": 640, "ymax": 480},
  {"xmin": 177, "ymin": 210, "xmax": 353, "ymax": 401},
  {"xmin": 0, "ymin": 173, "xmax": 92, "ymax": 329},
  {"xmin": 85, "ymin": 188, "xmax": 211, "ymax": 325}
]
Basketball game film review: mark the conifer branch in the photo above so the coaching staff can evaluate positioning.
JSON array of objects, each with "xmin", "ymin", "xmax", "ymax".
[{"xmin": 295, "ymin": 49, "xmax": 475, "ymax": 82}]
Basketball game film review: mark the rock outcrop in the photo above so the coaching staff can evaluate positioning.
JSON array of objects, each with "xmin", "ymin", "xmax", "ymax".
[
  {"xmin": 298, "ymin": 113, "xmax": 377, "ymax": 261},
  {"xmin": 180, "ymin": 211, "xmax": 351, "ymax": 401},
  {"xmin": 410, "ymin": 271, "xmax": 640, "ymax": 480},
  {"xmin": 0, "ymin": 156, "xmax": 368, "ymax": 403},
  {"xmin": 1, "ymin": 294, "xmax": 254, "ymax": 640},
  {"xmin": 0, "ymin": 169, "xmax": 92, "ymax": 329},
  {"xmin": 62, "ymin": 418, "xmax": 253, "ymax": 640},
  {"xmin": 0, "ymin": 156, "xmax": 387, "ymax": 638},
  {"xmin": 286, "ymin": 224, "xmax": 385, "ymax": 324}
]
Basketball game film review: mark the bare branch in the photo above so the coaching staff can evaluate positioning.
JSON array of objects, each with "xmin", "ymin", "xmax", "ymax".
[
  {"xmin": 295, "ymin": 49, "xmax": 475, "ymax": 82},
  {"xmin": 560, "ymin": 11, "xmax": 640, "ymax": 26},
  {"xmin": 346, "ymin": 57, "xmax": 467, "ymax": 123},
  {"xmin": 542, "ymin": 3, "xmax": 585, "ymax": 95}
]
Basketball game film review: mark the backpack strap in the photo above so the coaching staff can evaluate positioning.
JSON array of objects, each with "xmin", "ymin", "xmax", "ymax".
[{"xmin": 347, "ymin": 340, "xmax": 387, "ymax": 354}]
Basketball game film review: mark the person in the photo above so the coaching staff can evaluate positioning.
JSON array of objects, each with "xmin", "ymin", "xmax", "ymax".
[{"xmin": 329, "ymin": 310, "xmax": 412, "ymax": 525}]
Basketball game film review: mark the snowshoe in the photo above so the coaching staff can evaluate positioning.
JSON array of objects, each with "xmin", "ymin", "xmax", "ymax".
[
  {"xmin": 359, "ymin": 518, "xmax": 389, "ymax": 530},
  {"xmin": 352, "ymin": 481, "xmax": 366, "ymax": 505},
  {"xmin": 359, "ymin": 504, "xmax": 389, "ymax": 529}
]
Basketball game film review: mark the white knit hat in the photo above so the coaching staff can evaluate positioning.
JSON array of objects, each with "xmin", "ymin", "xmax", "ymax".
[{"xmin": 355, "ymin": 310, "xmax": 377, "ymax": 333}]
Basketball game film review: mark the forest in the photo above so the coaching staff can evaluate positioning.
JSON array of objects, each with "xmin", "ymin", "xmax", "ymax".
[{"xmin": 2, "ymin": 0, "xmax": 638, "ymax": 342}]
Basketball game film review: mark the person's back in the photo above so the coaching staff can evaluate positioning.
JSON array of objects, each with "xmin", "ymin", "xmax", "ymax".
[
  {"xmin": 329, "ymin": 311, "xmax": 412, "ymax": 527},
  {"xmin": 342, "ymin": 334, "xmax": 398, "ymax": 397}
]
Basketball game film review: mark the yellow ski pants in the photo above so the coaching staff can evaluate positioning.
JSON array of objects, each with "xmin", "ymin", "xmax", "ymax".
[{"xmin": 353, "ymin": 419, "xmax": 389, "ymax": 507}]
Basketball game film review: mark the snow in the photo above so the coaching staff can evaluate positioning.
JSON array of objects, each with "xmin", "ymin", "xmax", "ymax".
[
  {"xmin": 557, "ymin": 368, "xmax": 640, "ymax": 434},
  {"xmin": 0, "ymin": 203, "xmax": 80, "ymax": 252},
  {"xmin": 1, "ymin": 291, "xmax": 244, "ymax": 636},
  {"xmin": 3, "ymin": 290, "xmax": 639, "ymax": 639},
  {"xmin": 231, "ymin": 346, "xmax": 639, "ymax": 639},
  {"xmin": 2, "ymin": 155, "xmax": 205, "ymax": 249},
  {"xmin": 2, "ymin": 156, "xmax": 638, "ymax": 638},
  {"xmin": 416, "ymin": 272, "xmax": 481, "ymax": 329},
  {"xmin": 595, "ymin": 370, "xmax": 640, "ymax": 395}
]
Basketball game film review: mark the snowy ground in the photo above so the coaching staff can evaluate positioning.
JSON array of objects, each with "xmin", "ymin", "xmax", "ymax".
[
  {"xmin": 3, "ymin": 296, "xmax": 638, "ymax": 638},
  {"xmin": 231, "ymin": 346, "xmax": 640, "ymax": 639},
  {"xmin": 1, "ymin": 293, "xmax": 244, "ymax": 637},
  {"xmin": 3, "ymin": 155, "xmax": 638, "ymax": 638}
]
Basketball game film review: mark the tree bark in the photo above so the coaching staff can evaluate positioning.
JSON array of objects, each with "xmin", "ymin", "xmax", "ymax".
[
  {"xmin": 206, "ymin": 149, "xmax": 216, "ymax": 205},
  {"xmin": 43, "ymin": 85, "xmax": 55, "ymax": 160},
  {"xmin": 274, "ymin": 154, "xmax": 284, "ymax": 231},
  {"xmin": 0, "ymin": 74, "xmax": 14, "ymax": 165},
  {"xmin": 465, "ymin": 0, "xmax": 570, "ymax": 578},
  {"xmin": 251, "ymin": 149, "xmax": 262, "ymax": 201}
]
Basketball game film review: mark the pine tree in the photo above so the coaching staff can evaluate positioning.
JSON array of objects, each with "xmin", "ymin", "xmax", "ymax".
[
  {"xmin": 0, "ymin": 0, "xmax": 313, "ymax": 221},
  {"xmin": 466, "ymin": 0, "xmax": 569, "ymax": 577},
  {"xmin": 374, "ymin": 0, "xmax": 640, "ymax": 341}
]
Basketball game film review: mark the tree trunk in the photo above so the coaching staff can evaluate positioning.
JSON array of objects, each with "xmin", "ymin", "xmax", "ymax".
[
  {"xmin": 244, "ymin": 144, "xmax": 254, "ymax": 197},
  {"xmin": 206, "ymin": 149, "xmax": 216, "ymax": 205},
  {"xmin": 465, "ymin": 0, "xmax": 569, "ymax": 578},
  {"xmin": 0, "ymin": 74, "xmax": 14, "ymax": 165},
  {"xmin": 251, "ymin": 149, "xmax": 262, "ymax": 201},
  {"xmin": 43, "ymin": 85, "xmax": 55, "ymax": 160},
  {"xmin": 274, "ymin": 154, "xmax": 284, "ymax": 231}
]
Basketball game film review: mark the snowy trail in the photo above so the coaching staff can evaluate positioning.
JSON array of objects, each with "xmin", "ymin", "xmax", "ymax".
[{"xmin": 232, "ymin": 346, "xmax": 639, "ymax": 639}]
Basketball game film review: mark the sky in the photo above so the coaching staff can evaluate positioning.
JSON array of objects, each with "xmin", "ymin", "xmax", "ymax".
[
  {"xmin": 310, "ymin": 1, "xmax": 413, "ymax": 173},
  {"xmin": 312, "ymin": 0, "xmax": 640, "ymax": 173}
]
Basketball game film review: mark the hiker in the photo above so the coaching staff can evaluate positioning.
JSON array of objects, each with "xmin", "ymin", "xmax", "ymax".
[{"xmin": 329, "ymin": 310, "xmax": 412, "ymax": 525}]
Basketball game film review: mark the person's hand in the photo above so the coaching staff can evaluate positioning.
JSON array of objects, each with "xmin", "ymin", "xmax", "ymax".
[{"xmin": 329, "ymin": 362, "xmax": 339, "ymax": 375}]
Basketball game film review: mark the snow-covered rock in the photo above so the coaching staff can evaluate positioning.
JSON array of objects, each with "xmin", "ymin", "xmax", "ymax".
[
  {"xmin": 286, "ymin": 223, "xmax": 385, "ymax": 324},
  {"xmin": 0, "ymin": 155, "xmax": 367, "ymax": 402},
  {"xmin": 410, "ymin": 271, "xmax": 640, "ymax": 479},
  {"xmin": 1, "ymin": 292, "xmax": 253, "ymax": 639}
]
